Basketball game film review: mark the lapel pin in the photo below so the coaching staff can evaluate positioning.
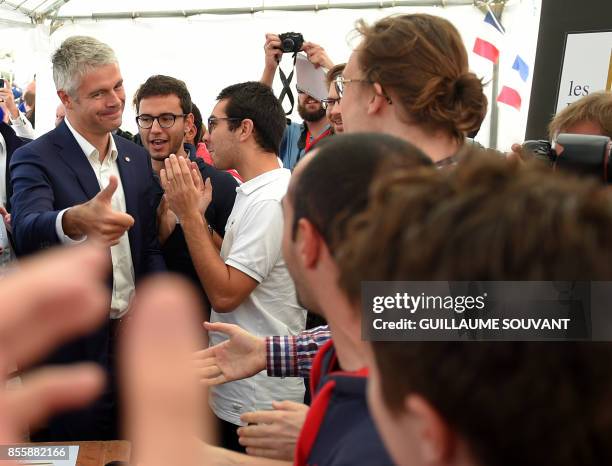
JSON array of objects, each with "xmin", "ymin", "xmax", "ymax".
[{"xmin": 124, "ymin": 156, "xmax": 131, "ymax": 162}]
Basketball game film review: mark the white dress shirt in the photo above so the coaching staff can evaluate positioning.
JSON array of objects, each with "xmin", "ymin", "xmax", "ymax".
[
  {"xmin": 57, "ymin": 117, "xmax": 136, "ymax": 318},
  {"xmin": 8, "ymin": 112, "xmax": 35, "ymax": 140}
]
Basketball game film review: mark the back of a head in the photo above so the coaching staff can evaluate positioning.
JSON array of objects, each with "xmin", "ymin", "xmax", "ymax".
[
  {"xmin": 337, "ymin": 154, "xmax": 612, "ymax": 466},
  {"xmin": 291, "ymin": 133, "xmax": 433, "ymax": 255},
  {"xmin": 52, "ymin": 36, "xmax": 117, "ymax": 96},
  {"xmin": 549, "ymin": 91, "xmax": 612, "ymax": 139},
  {"xmin": 356, "ymin": 14, "xmax": 487, "ymax": 141},
  {"xmin": 216, "ymin": 81, "xmax": 286, "ymax": 155},
  {"xmin": 191, "ymin": 102, "xmax": 204, "ymax": 144},
  {"xmin": 133, "ymin": 74, "xmax": 192, "ymax": 115}
]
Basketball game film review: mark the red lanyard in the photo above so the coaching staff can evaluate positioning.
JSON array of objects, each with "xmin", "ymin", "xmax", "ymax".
[{"xmin": 304, "ymin": 128, "xmax": 332, "ymax": 154}]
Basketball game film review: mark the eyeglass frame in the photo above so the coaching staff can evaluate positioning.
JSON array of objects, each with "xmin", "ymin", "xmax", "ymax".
[
  {"xmin": 135, "ymin": 113, "xmax": 188, "ymax": 129},
  {"xmin": 334, "ymin": 75, "xmax": 392, "ymax": 104},
  {"xmin": 321, "ymin": 97, "xmax": 341, "ymax": 110},
  {"xmin": 207, "ymin": 116, "xmax": 243, "ymax": 133}
]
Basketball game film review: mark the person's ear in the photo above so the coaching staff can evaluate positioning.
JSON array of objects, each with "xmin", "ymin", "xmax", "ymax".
[
  {"xmin": 406, "ymin": 394, "xmax": 456, "ymax": 464},
  {"xmin": 295, "ymin": 218, "xmax": 321, "ymax": 269},
  {"xmin": 184, "ymin": 113, "xmax": 195, "ymax": 137},
  {"xmin": 238, "ymin": 118, "xmax": 255, "ymax": 142},
  {"xmin": 57, "ymin": 90, "xmax": 72, "ymax": 109},
  {"xmin": 367, "ymin": 82, "xmax": 392, "ymax": 116}
]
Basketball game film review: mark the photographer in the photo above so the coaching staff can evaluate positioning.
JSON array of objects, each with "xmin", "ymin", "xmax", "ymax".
[
  {"xmin": 511, "ymin": 91, "xmax": 612, "ymax": 160},
  {"xmin": 548, "ymin": 91, "xmax": 612, "ymax": 139},
  {"xmin": 261, "ymin": 33, "xmax": 334, "ymax": 169}
]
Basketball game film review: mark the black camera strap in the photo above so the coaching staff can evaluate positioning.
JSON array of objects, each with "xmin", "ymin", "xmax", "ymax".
[{"xmin": 277, "ymin": 52, "xmax": 298, "ymax": 115}]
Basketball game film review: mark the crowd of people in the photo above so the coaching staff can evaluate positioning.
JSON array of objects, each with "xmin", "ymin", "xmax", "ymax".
[{"xmin": 0, "ymin": 10, "xmax": 611, "ymax": 466}]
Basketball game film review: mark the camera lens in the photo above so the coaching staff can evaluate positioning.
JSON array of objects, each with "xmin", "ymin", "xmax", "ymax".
[{"xmin": 282, "ymin": 38, "xmax": 295, "ymax": 52}]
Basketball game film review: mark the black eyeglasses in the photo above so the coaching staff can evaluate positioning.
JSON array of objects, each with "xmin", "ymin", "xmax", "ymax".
[
  {"xmin": 207, "ymin": 116, "xmax": 242, "ymax": 133},
  {"xmin": 136, "ymin": 113, "xmax": 187, "ymax": 129},
  {"xmin": 321, "ymin": 97, "xmax": 341, "ymax": 110}
]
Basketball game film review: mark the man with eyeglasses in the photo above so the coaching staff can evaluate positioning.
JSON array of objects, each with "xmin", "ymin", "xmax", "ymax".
[
  {"xmin": 261, "ymin": 34, "xmax": 334, "ymax": 170},
  {"xmin": 9, "ymin": 36, "xmax": 165, "ymax": 441},
  {"xmin": 133, "ymin": 75, "xmax": 238, "ymax": 312},
  {"xmin": 323, "ymin": 64, "xmax": 345, "ymax": 135},
  {"xmin": 161, "ymin": 81, "xmax": 307, "ymax": 452}
]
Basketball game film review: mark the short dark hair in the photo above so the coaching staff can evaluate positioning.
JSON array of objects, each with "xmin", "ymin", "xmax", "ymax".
[
  {"xmin": 290, "ymin": 133, "xmax": 433, "ymax": 255},
  {"xmin": 191, "ymin": 102, "xmax": 203, "ymax": 144},
  {"xmin": 337, "ymin": 154, "xmax": 612, "ymax": 466},
  {"xmin": 326, "ymin": 63, "xmax": 346, "ymax": 87},
  {"xmin": 134, "ymin": 75, "xmax": 192, "ymax": 115},
  {"xmin": 216, "ymin": 81, "xmax": 286, "ymax": 155}
]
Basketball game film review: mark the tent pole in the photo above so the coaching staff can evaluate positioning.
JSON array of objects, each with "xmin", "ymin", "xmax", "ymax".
[{"xmin": 50, "ymin": 0, "xmax": 474, "ymax": 21}]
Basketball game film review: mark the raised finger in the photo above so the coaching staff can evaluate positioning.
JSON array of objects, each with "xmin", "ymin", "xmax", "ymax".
[
  {"xmin": 168, "ymin": 155, "xmax": 185, "ymax": 186},
  {"xmin": 160, "ymin": 168, "xmax": 169, "ymax": 190},
  {"xmin": 0, "ymin": 245, "xmax": 109, "ymax": 368},
  {"xmin": 240, "ymin": 409, "xmax": 280, "ymax": 425},
  {"xmin": 6, "ymin": 364, "xmax": 104, "ymax": 429},
  {"xmin": 177, "ymin": 156, "xmax": 195, "ymax": 187}
]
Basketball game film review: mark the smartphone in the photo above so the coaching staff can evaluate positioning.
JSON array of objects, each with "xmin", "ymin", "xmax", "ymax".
[{"xmin": 0, "ymin": 78, "xmax": 4, "ymax": 88}]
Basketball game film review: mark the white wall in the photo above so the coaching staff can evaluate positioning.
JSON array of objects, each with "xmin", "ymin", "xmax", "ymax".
[{"xmin": 3, "ymin": 1, "xmax": 541, "ymax": 151}]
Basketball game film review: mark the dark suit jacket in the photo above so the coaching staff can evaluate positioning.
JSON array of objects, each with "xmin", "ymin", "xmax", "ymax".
[
  {"xmin": 9, "ymin": 120, "xmax": 165, "ymax": 441},
  {"xmin": 0, "ymin": 121, "xmax": 27, "ymax": 212},
  {"xmin": 10, "ymin": 120, "xmax": 165, "ymax": 276}
]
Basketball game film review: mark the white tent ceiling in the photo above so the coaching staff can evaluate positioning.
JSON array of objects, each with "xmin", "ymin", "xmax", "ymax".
[{"xmin": 0, "ymin": 0, "xmax": 540, "ymax": 151}]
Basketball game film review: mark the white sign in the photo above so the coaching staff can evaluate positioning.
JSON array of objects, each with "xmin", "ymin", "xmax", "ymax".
[
  {"xmin": 556, "ymin": 31, "xmax": 612, "ymax": 112},
  {"xmin": 295, "ymin": 53, "xmax": 328, "ymax": 102}
]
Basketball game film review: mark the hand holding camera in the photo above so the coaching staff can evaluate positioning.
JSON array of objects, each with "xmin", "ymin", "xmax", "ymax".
[{"xmin": 264, "ymin": 33, "xmax": 284, "ymax": 70}]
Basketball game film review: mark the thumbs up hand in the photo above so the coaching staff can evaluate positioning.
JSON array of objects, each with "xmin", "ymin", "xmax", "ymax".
[{"xmin": 63, "ymin": 176, "xmax": 135, "ymax": 246}]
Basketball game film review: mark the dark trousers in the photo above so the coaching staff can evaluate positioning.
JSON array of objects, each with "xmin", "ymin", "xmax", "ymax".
[
  {"xmin": 31, "ymin": 319, "xmax": 119, "ymax": 441},
  {"xmin": 217, "ymin": 417, "xmax": 246, "ymax": 453}
]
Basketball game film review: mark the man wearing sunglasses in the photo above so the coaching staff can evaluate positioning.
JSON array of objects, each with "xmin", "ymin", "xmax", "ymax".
[
  {"xmin": 133, "ymin": 75, "xmax": 238, "ymax": 314},
  {"xmin": 261, "ymin": 34, "xmax": 334, "ymax": 170}
]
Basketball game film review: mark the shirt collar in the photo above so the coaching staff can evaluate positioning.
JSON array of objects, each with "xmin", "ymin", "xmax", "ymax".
[
  {"xmin": 237, "ymin": 168, "xmax": 288, "ymax": 196},
  {"xmin": 65, "ymin": 117, "xmax": 118, "ymax": 163}
]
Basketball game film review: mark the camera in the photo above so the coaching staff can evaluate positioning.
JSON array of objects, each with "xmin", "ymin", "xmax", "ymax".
[
  {"xmin": 522, "ymin": 134, "xmax": 612, "ymax": 183},
  {"xmin": 278, "ymin": 32, "xmax": 304, "ymax": 54}
]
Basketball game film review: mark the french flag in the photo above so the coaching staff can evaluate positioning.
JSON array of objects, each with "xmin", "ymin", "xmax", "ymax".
[
  {"xmin": 497, "ymin": 86, "xmax": 522, "ymax": 110},
  {"xmin": 473, "ymin": 38, "xmax": 499, "ymax": 64},
  {"xmin": 512, "ymin": 55, "xmax": 530, "ymax": 82},
  {"xmin": 473, "ymin": 10, "xmax": 504, "ymax": 64}
]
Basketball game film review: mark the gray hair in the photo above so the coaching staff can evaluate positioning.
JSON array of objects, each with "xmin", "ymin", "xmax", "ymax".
[{"xmin": 52, "ymin": 36, "xmax": 118, "ymax": 97}]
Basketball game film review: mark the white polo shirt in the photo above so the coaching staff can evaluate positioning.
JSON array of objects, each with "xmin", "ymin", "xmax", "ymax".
[{"xmin": 209, "ymin": 168, "xmax": 307, "ymax": 425}]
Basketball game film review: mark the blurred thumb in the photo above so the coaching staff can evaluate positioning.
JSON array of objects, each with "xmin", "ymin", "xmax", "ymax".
[{"xmin": 97, "ymin": 176, "xmax": 118, "ymax": 203}]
